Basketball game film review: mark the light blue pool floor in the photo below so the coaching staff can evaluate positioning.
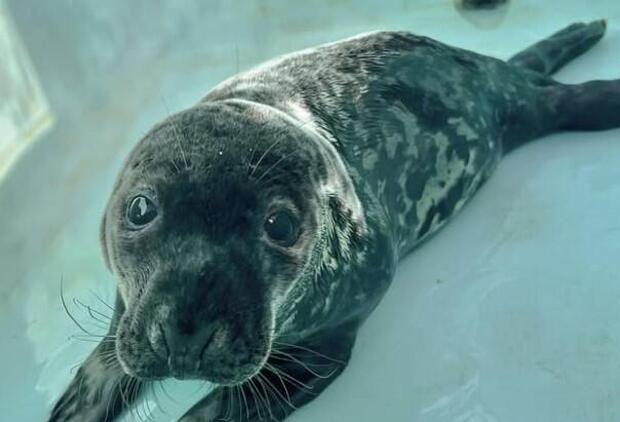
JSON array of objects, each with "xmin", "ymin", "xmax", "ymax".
[{"xmin": 1, "ymin": 1, "xmax": 620, "ymax": 421}]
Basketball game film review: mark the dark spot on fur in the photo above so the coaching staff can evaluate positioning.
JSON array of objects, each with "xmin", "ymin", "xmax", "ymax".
[
  {"xmin": 406, "ymin": 171, "xmax": 426, "ymax": 201},
  {"xmin": 382, "ymin": 82, "xmax": 451, "ymax": 131},
  {"xmin": 417, "ymin": 175, "xmax": 467, "ymax": 240}
]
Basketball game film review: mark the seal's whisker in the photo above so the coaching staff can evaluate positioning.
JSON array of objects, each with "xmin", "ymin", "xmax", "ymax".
[
  {"xmin": 88, "ymin": 289, "xmax": 115, "ymax": 312},
  {"xmin": 60, "ymin": 276, "xmax": 105, "ymax": 338},
  {"xmin": 71, "ymin": 333, "xmax": 116, "ymax": 340},
  {"xmin": 86, "ymin": 304, "xmax": 112, "ymax": 322},
  {"xmin": 246, "ymin": 145, "xmax": 258, "ymax": 176},
  {"xmin": 117, "ymin": 377, "xmax": 131, "ymax": 412},
  {"xmin": 258, "ymin": 374, "xmax": 276, "ymax": 421},
  {"xmin": 258, "ymin": 378, "xmax": 274, "ymax": 420},
  {"xmin": 265, "ymin": 362, "xmax": 314, "ymax": 392},
  {"xmin": 258, "ymin": 372, "xmax": 289, "ymax": 416},
  {"xmin": 253, "ymin": 376, "xmax": 273, "ymax": 420},
  {"xmin": 123, "ymin": 379, "xmax": 138, "ymax": 422},
  {"xmin": 235, "ymin": 385, "xmax": 243, "ymax": 422},
  {"xmin": 136, "ymin": 379, "xmax": 152, "ymax": 422},
  {"xmin": 269, "ymin": 349, "xmax": 335, "ymax": 368},
  {"xmin": 168, "ymin": 155, "xmax": 182, "ymax": 174},
  {"xmin": 132, "ymin": 380, "xmax": 146, "ymax": 422},
  {"xmin": 249, "ymin": 138, "xmax": 282, "ymax": 178},
  {"xmin": 255, "ymin": 152, "xmax": 293, "ymax": 185},
  {"xmin": 161, "ymin": 96, "xmax": 190, "ymax": 171},
  {"xmin": 139, "ymin": 380, "xmax": 152, "ymax": 422},
  {"xmin": 272, "ymin": 341, "xmax": 345, "ymax": 364},
  {"xmin": 269, "ymin": 349, "xmax": 335, "ymax": 379},
  {"xmin": 71, "ymin": 297, "xmax": 113, "ymax": 323},
  {"xmin": 254, "ymin": 174, "xmax": 282, "ymax": 189},
  {"xmin": 101, "ymin": 353, "xmax": 119, "ymax": 369},
  {"xmin": 68, "ymin": 336, "xmax": 100, "ymax": 344},
  {"xmin": 257, "ymin": 378, "xmax": 273, "ymax": 421},
  {"xmin": 103, "ymin": 377, "xmax": 119, "ymax": 422},
  {"xmin": 264, "ymin": 363, "xmax": 294, "ymax": 405},
  {"xmin": 111, "ymin": 377, "xmax": 130, "ymax": 421},
  {"xmin": 69, "ymin": 353, "xmax": 89, "ymax": 374},
  {"xmin": 86, "ymin": 309, "xmax": 110, "ymax": 326},
  {"xmin": 98, "ymin": 347, "xmax": 118, "ymax": 359},
  {"xmin": 223, "ymin": 386, "xmax": 233, "ymax": 422},
  {"xmin": 260, "ymin": 370, "xmax": 297, "ymax": 411},
  {"xmin": 102, "ymin": 353, "xmax": 117, "ymax": 363},
  {"xmin": 247, "ymin": 378, "xmax": 264, "ymax": 420},
  {"xmin": 171, "ymin": 120, "xmax": 190, "ymax": 171},
  {"xmin": 240, "ymin": 381, "xmax": 251, "ymax": 421}
]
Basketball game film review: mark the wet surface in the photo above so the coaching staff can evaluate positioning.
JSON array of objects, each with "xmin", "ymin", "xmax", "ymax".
[{"xmin": 1, "ymin": 0, "xmax": 620, "ymax": 421}]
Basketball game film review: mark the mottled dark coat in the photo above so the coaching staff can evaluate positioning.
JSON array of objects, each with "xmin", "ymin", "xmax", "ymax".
[{"xmin": 49, "ymin": 20, "xmax": 620, "ymax": 422}]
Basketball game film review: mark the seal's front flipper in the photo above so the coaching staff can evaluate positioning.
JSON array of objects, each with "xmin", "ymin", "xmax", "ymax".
[
  {"xmin": 180, "ymin": 326, "xmax": 357, "ymax": 421},
  {"xmin": 48, "ymin": 292, "xmax": 142, "ymax": 422},
  {"xmin": 508, "ymin": 20, "xmax": 607, "ymax": 76},
  {"xmin": 47, "ymin": 341, "xmax": 142, "ymax": 422}
]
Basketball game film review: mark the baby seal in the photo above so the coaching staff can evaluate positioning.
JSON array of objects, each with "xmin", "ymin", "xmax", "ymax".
[{"xmin": 49, "ymin": 20, "xmax": 619, "ymax": 421}]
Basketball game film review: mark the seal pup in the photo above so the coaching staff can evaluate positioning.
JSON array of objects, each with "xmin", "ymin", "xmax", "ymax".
[{"xmin": 49, "ymin": 20, "xmax": 619, "ymax": 421}]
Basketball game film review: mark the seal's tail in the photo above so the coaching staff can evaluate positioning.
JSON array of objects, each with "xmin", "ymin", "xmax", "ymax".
[
  {"xmin": 502, "ymin": 20, "xmax": 619, "ymax": 151},
  {"xmin": 508, "ymin": 20, "xmax": 606, "ymax": 76},
  {"xmin": 554, "ymin": 79, "xmax": 620, "ymax": 131}
]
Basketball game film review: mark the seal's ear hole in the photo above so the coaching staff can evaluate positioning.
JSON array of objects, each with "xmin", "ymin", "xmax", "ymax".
[{"xmin": 264, "ymin": 210, "xmax": 300, "ymax": 246}]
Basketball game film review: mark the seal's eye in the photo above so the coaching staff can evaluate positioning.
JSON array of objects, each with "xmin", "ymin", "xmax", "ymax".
[
  {"xmin": 127, "ymin": 195, "xmax": 158, "ymax": 226},
  {"xmin": 264, "ymin": 211, "xmax": 299, "ymax": 246}
]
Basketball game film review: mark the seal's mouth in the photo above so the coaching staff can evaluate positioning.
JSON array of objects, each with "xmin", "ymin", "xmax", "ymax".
[
  {"xmin": 162, "ymin": 334, "xmax": 271, "ymax": 384},
  {"xmin": 115, "ymin": 302, "xmax": 274, "ymax": 385}
]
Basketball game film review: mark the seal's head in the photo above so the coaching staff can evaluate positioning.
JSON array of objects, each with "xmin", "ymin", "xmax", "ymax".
[{"xmin": 100, "ymin": 100, "xmax": 365, "ymax": 384}]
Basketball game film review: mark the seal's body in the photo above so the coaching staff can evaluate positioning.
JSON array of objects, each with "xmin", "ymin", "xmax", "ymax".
[{"xmin": 50, "ymin": 21, "xmax": 620, "ymax": 422}]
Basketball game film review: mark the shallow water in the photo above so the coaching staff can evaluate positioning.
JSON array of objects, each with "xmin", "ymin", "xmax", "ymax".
[{"xmin": 1, "ymin": 0, "xmax": 620, "ymax": 421}]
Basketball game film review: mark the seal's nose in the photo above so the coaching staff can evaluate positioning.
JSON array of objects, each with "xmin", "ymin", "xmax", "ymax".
[{"xmin": 159, "ymin": 316, "xmax": 216, "ymax": 378}]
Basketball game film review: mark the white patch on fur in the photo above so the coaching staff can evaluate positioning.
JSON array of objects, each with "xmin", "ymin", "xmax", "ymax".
[{"xmin": 285, "ymin": 100, "xmax": 366, "ymax": 232}]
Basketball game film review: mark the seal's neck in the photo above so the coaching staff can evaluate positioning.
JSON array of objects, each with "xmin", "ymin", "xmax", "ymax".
[{"xmin": 282, "ymin": 100, "xmax": 366, "ymax": 228}]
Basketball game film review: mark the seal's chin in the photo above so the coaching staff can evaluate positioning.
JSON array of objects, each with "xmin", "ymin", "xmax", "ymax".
[
  {"xmin": 164, "ymin": 352, "xmax": 269, "ymax": 385},
  {"xmin": 117, "ymin": 349, "xmax": 270, "ymax": 384}
]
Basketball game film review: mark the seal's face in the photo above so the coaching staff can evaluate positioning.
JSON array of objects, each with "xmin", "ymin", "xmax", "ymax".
[{"xmin": 101, "ymin": 102, "xmax": 330, "ymax": 384}]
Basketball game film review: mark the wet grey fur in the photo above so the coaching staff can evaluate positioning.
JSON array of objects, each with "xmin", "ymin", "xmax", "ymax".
[{"xmin": 49, "ymin": 20, "xmax": 620, "ymax": 422}]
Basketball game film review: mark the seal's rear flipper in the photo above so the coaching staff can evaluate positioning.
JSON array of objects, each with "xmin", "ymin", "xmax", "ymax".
[
  {"xmin": 508, "ymin": 20, "xmax": 607, "ymax": 76},
  {"xmin": 555, "ymin": 79, "xmax": 620, "ymax": 131}
]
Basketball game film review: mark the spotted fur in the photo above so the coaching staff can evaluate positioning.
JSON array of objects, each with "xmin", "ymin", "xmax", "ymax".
[{"xmin": 49, "ymin": 20, "xmax": 620, "ymax": 421}]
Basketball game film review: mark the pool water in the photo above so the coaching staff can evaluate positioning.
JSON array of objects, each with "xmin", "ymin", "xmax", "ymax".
[{"xmin": 1, "ymin": 0, "xmax": 620, "ymax": 421}]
